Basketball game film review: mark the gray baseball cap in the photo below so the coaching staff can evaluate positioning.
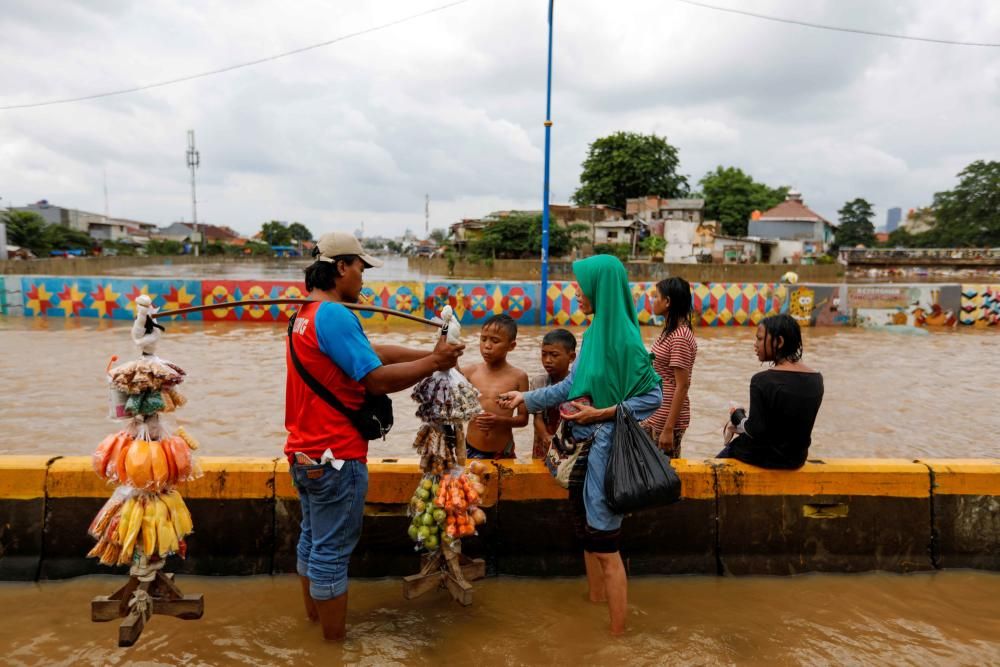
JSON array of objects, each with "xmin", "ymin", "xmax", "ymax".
[{"xmin": 315, "ymin": 231, "xmax": 383, "ymax": 268}]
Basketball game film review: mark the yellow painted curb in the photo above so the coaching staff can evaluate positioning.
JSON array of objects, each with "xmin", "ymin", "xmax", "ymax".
[
  {"xmin": 275, "ymin": 458, "xmax": 500, "ymax": 506},
  {"xmin": 177, "ymin": 457, "xmax": 276, "ymax": 500},
  {"xmin": 47, "ymin": 457, "xmax": 112, "ymax": 498},
  {"xmin": 714, "ymin": 459, "xmax": 931, "ymax": 498},
  {"xmin": 920, "ymin": 459, "xmax": 1000, "ymax": 496},
  {"xmin": 0, "ymin": 456, "xmax": 49, "ymax": 500},
  {"xmin": 45, "ymin": 456, "xmax": 277, "ymax": 499},
  {"xmin": 11, "ymin": 456, "xmax": 1000, "ymax": 503}
]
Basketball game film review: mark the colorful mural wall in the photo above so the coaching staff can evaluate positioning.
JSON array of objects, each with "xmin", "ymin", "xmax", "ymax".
[
  {"xmin": 6, "ymin": 275, "xmax": 997, "ymax": 329},
  {"xmin": 848, "ymin": 285, "xmax": 961, "ymax": 328},
  {"xmin": 426, "ymin": 281, "xmax": 538, "ymax": 326},
  {"xmin": 20, "ymin": 277, "xmax": 204, "ymax": 320},
  {"xmin": 960, "ymin": 284, "xmax": 1000, "ymax": 327}
]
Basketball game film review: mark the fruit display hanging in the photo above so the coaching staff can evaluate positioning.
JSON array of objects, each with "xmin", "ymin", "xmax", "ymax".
[{"xmin": 88, "ymin": 295, "xmax": 204, "ymax": 647}]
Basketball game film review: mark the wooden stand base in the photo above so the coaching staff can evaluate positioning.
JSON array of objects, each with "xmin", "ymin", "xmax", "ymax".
[
  {"xmin": 402, "ymin": 547, "xmax": 485, "ymax": 606},
  {"xmin": 91, "ymin": 572, "xmax": 204, "ymax": 647}
]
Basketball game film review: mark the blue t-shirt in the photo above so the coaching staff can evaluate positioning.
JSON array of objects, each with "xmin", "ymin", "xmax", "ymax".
[{"xmin": 314, "ymin": 302, "xmax": 382, "ymax": 381}]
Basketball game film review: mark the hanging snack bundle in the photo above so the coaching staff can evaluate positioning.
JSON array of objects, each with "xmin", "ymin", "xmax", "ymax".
[
  {"xmin": 87, "ymin": 293, "xmax": 205, "ymax": 574},
  {"xmin": 108, "ymin": 357, "xmax": 188, "ymax": 419},
  {"xmin": 87, "ymin": 489, "xmax": 194, "ymax": 566},
  {"xmin": 92, "ymin": 422, "xmax": 201, "ymax": 490},
  {"xmin": 406, "ymin": 462, "xmax": 488, "ymax": 551}
]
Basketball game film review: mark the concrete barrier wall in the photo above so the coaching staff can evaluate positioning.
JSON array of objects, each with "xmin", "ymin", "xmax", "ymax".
[
  {"xmin": 407, "ymin": 257, "xmax": 845, "ymax": 283},
  {"xmin": 2, "ymin": 456, "xmax": 997, "ymax": 581},
  {"xmin": 7, "ymin": 274, "xmax": 998, "ymax": 328}
]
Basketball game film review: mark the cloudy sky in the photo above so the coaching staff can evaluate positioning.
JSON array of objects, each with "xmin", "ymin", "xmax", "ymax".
[{"xmin": 1, "ymin": 0, "xmax": 997, "ymax": 238}]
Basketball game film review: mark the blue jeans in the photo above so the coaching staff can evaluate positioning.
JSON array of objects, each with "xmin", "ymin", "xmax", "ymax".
[{"xmin": 292, "ymin": 460, "xmax": 368, "ymax": 601}]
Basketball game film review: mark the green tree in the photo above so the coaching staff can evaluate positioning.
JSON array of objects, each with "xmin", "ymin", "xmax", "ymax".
[
  {"xmin": 836, "ymin": 198, "xmax": 877, "ymax": 248},
  {"xmin": 929, "ymin": 160, "xmax": 1000, "ymax": 246},
  {"xmin": 469, "ymin": 214, "xmax": 582, "ymax": 259},
  {"xmin": 640, "ymin": 235, "xmax": 666, "ymax": 257},
  {"xmin": 593, "ymin": 243, "xmax": 632, "ymax": 261},
  {"xmin": 145, "ymin": 239, "xmax": 184, "ymax": 256},
  {"xmin": 243, "ymin": 240, "xmax": 273, "ymax": 256},
  {"xmin": 260, "ymin": 220, "xmax": 293, "ymax": 246},
  {"xmin": 287, "ymin": 222, "xmax": 313, "ymax": 243},
  {"xmin": 3, "ymin": 210, "xmax": 54, "ymax": 256},
  {"xmin": 572, "ymin": 132, "xmax": 689, "ymax": 210},
  {"xmin": 699, "ymin": 166, "xmax": 789, "ymax": 236},
  {"xmin": 386, "ymin": 240, "xmax": 403, "ymax": 254},
  {"xmin": 429, "ymin": 228, "xmax": 449, "ymax": 244},
  {"xmin": 49, "ymin": 225, "xmax": 95, "ymax": 251}
]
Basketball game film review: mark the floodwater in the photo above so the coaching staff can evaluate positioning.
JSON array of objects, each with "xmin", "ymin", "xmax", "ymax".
[
  {"xmin": 0, "ymin": 315, "xmax": 998, "ymax": 459},
  {"xmin": 0, "ymin": 572, "xmax": 998, "ymax": 664},
  {"xmin": 100, "ymin": 255, "xmax": 438, "ymax": 282}
]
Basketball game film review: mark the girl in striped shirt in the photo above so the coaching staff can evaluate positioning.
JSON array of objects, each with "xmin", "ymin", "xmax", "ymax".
[{"xmin": 643, "ymin": 277, "xmax": 697, "ymax": 457}]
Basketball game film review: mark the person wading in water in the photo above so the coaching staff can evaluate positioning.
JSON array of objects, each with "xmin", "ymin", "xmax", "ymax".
[{"xmin": 285, "ymin": 232, "xmax": 464, "ymax": 640}]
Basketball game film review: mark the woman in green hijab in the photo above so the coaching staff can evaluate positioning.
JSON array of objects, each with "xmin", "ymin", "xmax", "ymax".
[{"xmin": 499, "ymin": 255, "xmax": 661, "ymax": 635}]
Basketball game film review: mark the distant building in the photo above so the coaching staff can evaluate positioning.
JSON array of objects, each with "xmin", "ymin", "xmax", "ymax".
[
  {"xmin": 626, "ymin": 196, "xmax": 704, "ymax": 238},
  {"xmin": 449, "ymin": 218, "xmax": 489, "ymax": 253},
  {"xmin": 748, "ymin": 190, "xmax": 835, "ymax": 262},
  {"xmin": 593, "ymin": 219, "xmax": 647, "ymax": 248},
  {"xmin": 886, "ymin": 207, "xmax": 902, "ymax": 233},
  {"xmin": 901, "ymin": 207, "xmax": 935, "ymax": 234},
  {"xmin": 663, "ymin": 219, "xmax": 718, "ymax": 263},
  {"xmin": 14, "ymin": 200, "xmax": 129, "ymax": 241},
  {"xmin": 157, "ymin": 222, "xmax": 244, "ymax": 245},
  {"xmin": 11, "ymin": 200, "xmax": 161, "ymax": 244}
]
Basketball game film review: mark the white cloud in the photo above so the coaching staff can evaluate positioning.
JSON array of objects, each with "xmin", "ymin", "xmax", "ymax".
[{"xmin": 0, "ymin": 0, "xmax": 997, "ymax": 237}]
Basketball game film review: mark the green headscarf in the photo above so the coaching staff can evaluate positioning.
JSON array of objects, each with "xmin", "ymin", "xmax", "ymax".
[{"xmin": 568, "ymin": 255, "xmax": 661, "ymax": 409}]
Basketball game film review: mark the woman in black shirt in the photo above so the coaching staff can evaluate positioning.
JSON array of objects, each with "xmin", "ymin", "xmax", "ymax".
[{"xmin": 719, "ymin": 314, "xmax": 823, "ymax": 469}]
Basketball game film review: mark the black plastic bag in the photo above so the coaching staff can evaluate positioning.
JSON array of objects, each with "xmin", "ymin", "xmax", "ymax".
[{"xmin": 605, "ymin": 406, "xmax": 682, "ymax": 513}]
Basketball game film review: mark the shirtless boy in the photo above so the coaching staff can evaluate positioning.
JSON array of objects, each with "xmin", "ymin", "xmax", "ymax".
[{"xmin": 461, "ymin": 314, "xmax": 529, "ymax": 459}]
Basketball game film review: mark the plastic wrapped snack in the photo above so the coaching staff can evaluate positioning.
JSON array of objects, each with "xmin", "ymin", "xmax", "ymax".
[
  {"xmin": 87, "ymin": 490, "xmax": 194, "ymax": 565},
  {"xmin": 96, "ymin": 422, "xmax": 202, "ymax": 490},
  {"xmin": 411, "ymin": 370, "xmax": 482, "ymax": 424}
]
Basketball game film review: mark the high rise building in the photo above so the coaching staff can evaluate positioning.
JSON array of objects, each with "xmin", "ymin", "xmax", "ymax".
[{"xmin": 886, "ymin": 207, "xmax": 902, "ymax": 233}]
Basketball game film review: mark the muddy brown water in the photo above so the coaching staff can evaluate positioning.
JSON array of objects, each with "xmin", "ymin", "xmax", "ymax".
[
  {"xmin": 1, "ymin": 316, "xmax": 998, "ymax": 459},
  {"xmin": 2, "ymin": 316, "xmax": 1000, "ymax": 663},
  {"xmin": 0, "ymin": 572, "xmax": 998, "ymax": 665}
]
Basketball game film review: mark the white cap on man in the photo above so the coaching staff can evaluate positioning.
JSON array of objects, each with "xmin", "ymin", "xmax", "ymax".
[{"xmin": 315, "ymin": 231, "xmax": 384, "ymax": 269}]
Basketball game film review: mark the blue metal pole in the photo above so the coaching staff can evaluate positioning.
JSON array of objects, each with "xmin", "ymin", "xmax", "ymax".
[{"xmin": 540, "ymin": 0, "xmax": 554, "ymax": 325}]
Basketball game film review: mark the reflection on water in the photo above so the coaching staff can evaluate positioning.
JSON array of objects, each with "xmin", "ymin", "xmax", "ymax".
[
  {"xmin": 1, "ymin": 315, "xmax": 999, "ymax": 459},
  {"xmin": 0, "ymin": 572, "xmax": 998, "ymax": 665}
]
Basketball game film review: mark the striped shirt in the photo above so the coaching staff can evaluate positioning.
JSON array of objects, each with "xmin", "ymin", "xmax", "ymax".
[{"xmin": 646, "ymin": 325, "xmax": 697, "ymax": 432}]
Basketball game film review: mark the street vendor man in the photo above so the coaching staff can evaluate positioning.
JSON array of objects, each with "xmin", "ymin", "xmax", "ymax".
[{"xmin": 285, "ymin": 231, "xmax": 464, "ymax": 641}]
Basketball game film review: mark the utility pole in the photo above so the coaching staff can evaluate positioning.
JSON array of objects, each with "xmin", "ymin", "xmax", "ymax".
[
  {"xmin": 425, "ymin": 194, "xmax": 429, "ymax": 238},
  {"xmin": 539, "ymin": 0, "xmax": 555, "ymax": 325},
  {"xmin": 186, "ymin": 130, "xmax": 202, "ymax": 256}
]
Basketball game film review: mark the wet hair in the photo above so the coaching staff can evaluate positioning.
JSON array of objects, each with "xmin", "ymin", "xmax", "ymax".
[
  {"xmin": 481, "ymin": 313, "xmax": 518, "ymax": 340},
  {"xmin": 304, "ymin": 251, "xmax": 359, "ymax": 292},
  {"xmin": 760, "ymin": 313, "xmax": 803, "ymax": 364},
  {"xmin": 542, "ymin": 328, "xmax": 577, "ymax": 352},
  {"xmin": 656, "ymin": 276, "xmax": 693, "ymax": 335}
]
